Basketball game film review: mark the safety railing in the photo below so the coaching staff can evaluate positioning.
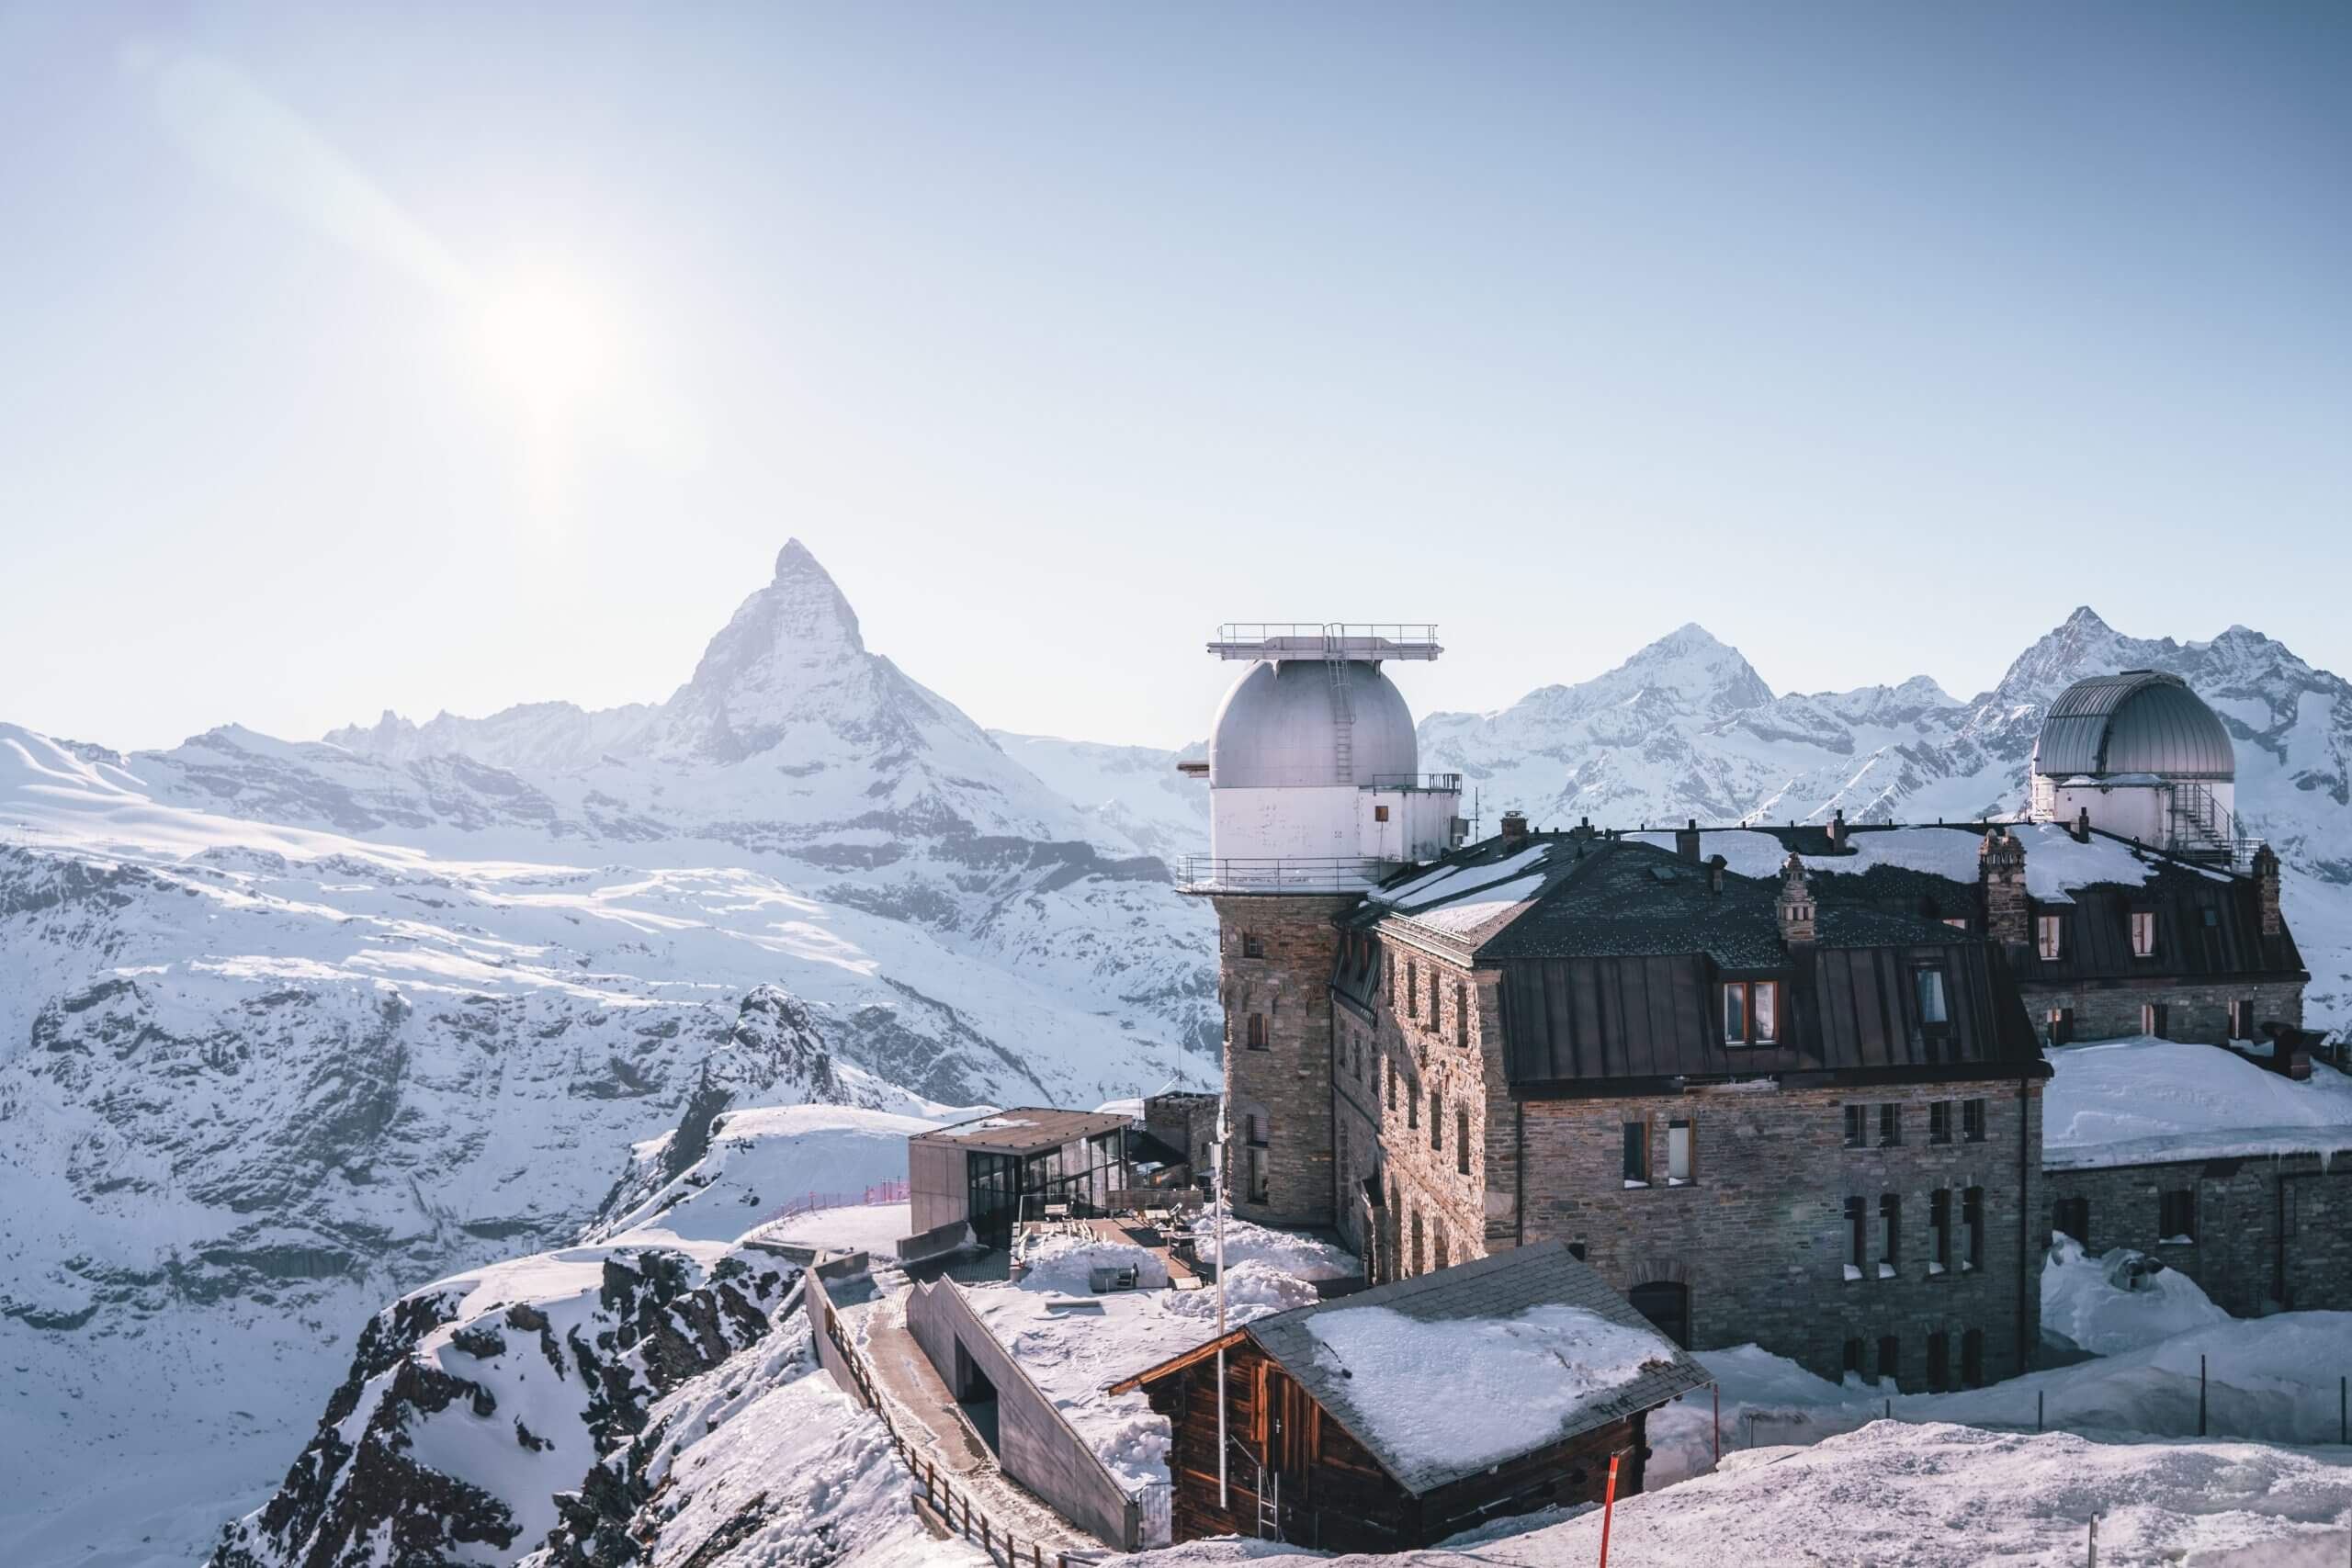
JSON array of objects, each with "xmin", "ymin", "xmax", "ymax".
[
  {"xmin": 1173, "ymin": 855, "xmax": 1399, "ymax": 894},
  {"xmin": 747, "ymin": 1180, "xmax": 910, "ymax": 1239},
  {"xmin": 1360, "ymin": 773, "xmax": 1464, "ymax": 793}
]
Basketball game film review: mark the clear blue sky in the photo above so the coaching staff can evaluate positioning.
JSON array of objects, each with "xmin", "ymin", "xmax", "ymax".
[{"xmin": 2, "ymin": 2, "xmax": 2345, "ymax": 751}]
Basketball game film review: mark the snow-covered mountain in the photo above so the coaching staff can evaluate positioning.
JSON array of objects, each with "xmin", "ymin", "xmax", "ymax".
[
  {"xmin": 987, "ymin": 733, "xmax": 1207, "ymax": 863},
  {"xmin": 0, "ymin": 542, "xmax": 1216, "ymax": 1568}
]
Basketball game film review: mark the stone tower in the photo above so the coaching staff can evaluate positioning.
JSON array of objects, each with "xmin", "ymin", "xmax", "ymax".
[{"xmin": 1182, "ymin": 624, "xmax": 1460, "ymax": 1227}]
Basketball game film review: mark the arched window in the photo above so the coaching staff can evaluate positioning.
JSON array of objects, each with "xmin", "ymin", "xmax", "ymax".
[{"xmin": 1410, "ymin": 1211, "xmax": 1425, "ymax": 1276}]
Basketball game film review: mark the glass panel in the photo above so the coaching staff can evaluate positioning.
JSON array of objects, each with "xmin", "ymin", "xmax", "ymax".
[
  {"xmin": 1723, "ymin": 984, "xmax": 1747, "ymax": 1044},
  {"xmin": 1916, "ymin": 968, "xmax": 1949, "ymax": 1024},
  {"xmin": 1754, "ymin": 982, "xmax": 1777, "ymax": 1043},
  {"xmin": 1668, "ymin": 1121, "xmax": 1692, "ymax": 1183}
]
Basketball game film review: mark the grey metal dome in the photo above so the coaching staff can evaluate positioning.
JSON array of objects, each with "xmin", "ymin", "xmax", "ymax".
[
  {"xmin": 1208, "ymin": 660, "xmax": 1418, "ymax": 788},
  {"xmin": 2031, "ymin": 671, "xmax": 2234, "ymax": 781}
]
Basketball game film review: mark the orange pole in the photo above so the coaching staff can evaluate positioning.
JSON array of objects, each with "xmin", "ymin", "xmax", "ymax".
[{"xmin": 1598, "ymin": 1452, "xmax": 1622, "ymax": 1568}]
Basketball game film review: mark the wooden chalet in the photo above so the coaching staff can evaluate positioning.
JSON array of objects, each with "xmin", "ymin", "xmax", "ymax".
[{"xmin": 1109, "ymin": 1241, "xmax": 1712, "ymax": 1551}]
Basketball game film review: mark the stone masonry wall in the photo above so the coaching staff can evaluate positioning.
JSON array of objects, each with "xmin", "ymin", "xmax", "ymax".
[
  {"xmin": 1514, "ymin": 1078, "xmax": 2044, "ymax": 1390},
  {"xmin": 1335, "ymin": 935, "xmax": 1501, "ymax": 1282},
  {"xmin": 2044, "ymin": 1156, "xmax": 2352, "ymax": 1317},
  {"xmin": 2022, "ymin": 978, "xmax": 2304, "ymax": 1047},
  {"xmin": 1212, "ymin": 893, "xmax": 1353, "ymax": 1227}
]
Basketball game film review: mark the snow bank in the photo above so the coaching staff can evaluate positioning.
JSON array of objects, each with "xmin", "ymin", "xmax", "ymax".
[
  {"xmin": 2044, "ymin": 1035, "xmax": 2352, "ymax": 1168},
  {"xmin": 597, "ymin": 1102, "xmax": 949, "ymax": 1247},
  {"xmin": 2041, "ymin": 1236, "xmax": 2229, "ymax": 1356},
  {"xmin": 1305, "ymin": 1303, "xmax": 1676, "ymax": 1478},
  {"xmin": 1013, "ymin": 1234, "xmax": 1171, "ymax": 1294}
]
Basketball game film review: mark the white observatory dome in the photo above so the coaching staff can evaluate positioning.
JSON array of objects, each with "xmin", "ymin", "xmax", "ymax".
[
  {"xmin": 2031, "ymin": 671, "xmax": 2235, "ymax": 782},
  {"xmin": 1208, "ymin": 660, "xmax": 1418, "ymax": 788}
]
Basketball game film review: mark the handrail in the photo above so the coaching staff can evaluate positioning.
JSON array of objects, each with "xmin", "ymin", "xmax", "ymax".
[
  {"xmin": 1360, "ymin": 773, "xmax": 1464, "ymax": 793},
  {"xmin": 1174, "ymin": 854, "xmax": 1398, "ymax": 893}
]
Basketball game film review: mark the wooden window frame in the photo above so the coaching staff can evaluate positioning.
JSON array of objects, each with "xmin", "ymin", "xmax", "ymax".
[
  {"xmin": 1912, "ymin": 964, "xmax": 1952, "ymax": 1034},
  {"xmin": 2131, "ymin": 910, "xmax": 2158, "ymax": 958},
  {"xmin": 1962, "ymin": 1185, "xmax": 1984, "ymax": 1271},
  {"xmin": 2037, "ymin": 914, "xmax": 2064, "ymax": 962},
  {"xmin": 1241, "ymin": 931, "xmax": 1265, "ymax": 959},
  {"xmin": 1929, "ymin": 1188, "xmax": 1952, "ymax": 1275},
  {"xmin": 1245, "ymin": 1012, "xmax": 1269, "ymax": 1050},
  {"xmin": 1928, "ymin": 1100, "xmax": 1953, "ymax": 1145},
  {"xmin": 1843, "ymin": 1104, "xmax": 1867, "ymax": 1148},
  {"xmin": 1623, "ymin": 1121, "xmax": 1651, "ymax": 1187},
  {"xmin": 1879, "ymin": 1193, "xmax": 1901, "ymax": 1275},
  {"xmin": 2159, "ymin": 1187, "xmax": 2197, "ymax": 1245},
  {"xmin": 1429, "ymin": 1088, "xmax": 1442, "ymax": 1151},
  {"xmin": 1667, "ymin": 1116, "xmax": 1695, "ymax": 1186},
  {"xmin": 1720, "ymin": 979, "xmax": 1781, "ymax": 1047},
  {"xmin": 1963, "ymin": 1098, "xmax": 1987, "ymax": 1144},
  {"xmin": 1878, "ymin": 1102, "xmax": 1902, "ymax": 1148},
  {"xmin": 1845, "ymin": 1196, "xmax": 1867, "ymax": 1272},
  {"xmin": 1456, "ymin": 1108, "xmax": 1471, "ymax": 1176}
]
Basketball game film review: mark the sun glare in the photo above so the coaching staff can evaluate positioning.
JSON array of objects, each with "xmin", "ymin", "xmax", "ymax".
[{"xmin": 477, "ymin": 268, "xmax": 618, "ymax": 421}]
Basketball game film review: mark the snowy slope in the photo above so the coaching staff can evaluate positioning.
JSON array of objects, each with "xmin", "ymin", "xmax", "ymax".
[
  {"xmin": 0, "ymin": 541, "xmax": 1216, "ymax": 1568},
  {"xmin": 988, "ymin": 733, "xmax": 1208, "ymax": 863}
]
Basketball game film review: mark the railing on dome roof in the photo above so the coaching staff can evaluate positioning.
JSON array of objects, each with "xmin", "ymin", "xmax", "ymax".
[
  {"xmin": 1206, "ymin": 623, "xmax": 1442, "ymax": 661},
  {"xmin": 1174, "ymin": 854, "xmax": 1401, "ymax": 894},
  {"xmin": 2162, "ymin": 783, "xmax": 2265, "ymax": 874},
  {"xmin": 1361, "ymin": 772, "xmax": 1463, "ymax": 794}
]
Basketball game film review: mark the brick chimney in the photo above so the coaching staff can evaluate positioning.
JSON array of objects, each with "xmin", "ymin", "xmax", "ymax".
[
  {"xmin": 2253, "ymin": 843, "xmax": 2282, "ymax": 937},
  {"xmin": 1980, "ymin": 828, "xmax": 2029, "ymax": 947},
  {"xmin": 1776, "ymin": 853, "xmax": 1816, "ymax": 946},
  {"xmin": 1499, "ymin": 809, "xmax": 1528, "ymax": 846},
  {"xmin": 1675, "ymin": 818, "xmax": 1701, "ymax": 863},
  {"xmin": 1826, "ymin": 808, "xmax": 1849, "ymax": 852}
]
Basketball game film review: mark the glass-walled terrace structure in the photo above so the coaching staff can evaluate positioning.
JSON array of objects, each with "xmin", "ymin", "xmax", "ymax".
[{"xmin": 907, "ymin": 1109, "xmax": 1136, "ymax": 1252}]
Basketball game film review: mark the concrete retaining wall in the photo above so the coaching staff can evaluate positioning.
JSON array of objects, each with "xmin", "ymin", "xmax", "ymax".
[{"xmin": 903, "ymin": 1277, "xmax": 1140, "ymax": 1549}]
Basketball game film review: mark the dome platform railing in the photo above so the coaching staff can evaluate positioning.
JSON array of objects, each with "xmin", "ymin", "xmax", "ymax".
[
  {"xmin": 1174, "ymin": 854, "xmax": 1401, "ymax": 894},
  {"xmin": 1206, "ymin": 623, "xmax": 1442, "ymax": 661},
  {"xmin": 1360, "ymin": 772, "xmax": 1463, "ymax": 794}
]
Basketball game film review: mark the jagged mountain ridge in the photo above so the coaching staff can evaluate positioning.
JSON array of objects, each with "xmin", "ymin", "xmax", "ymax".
[{"xmin": 0, "ymin": 541, "xmax": 1216, "ymax": 1568}]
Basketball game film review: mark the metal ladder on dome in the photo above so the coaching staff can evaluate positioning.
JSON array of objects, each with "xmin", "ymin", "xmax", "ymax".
[{"xmin": 1323, "ymin": 626, "xmax": 1354, "ymax": 785}]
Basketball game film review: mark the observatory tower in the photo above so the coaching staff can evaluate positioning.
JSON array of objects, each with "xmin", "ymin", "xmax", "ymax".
[
  {"xmin": 1180, "ymin": 624, "xmax": 1463, "ymax": 1226},
  {"xmin": 2027, "ymin": 671, "xmax": 2256, "ymax": 865}
]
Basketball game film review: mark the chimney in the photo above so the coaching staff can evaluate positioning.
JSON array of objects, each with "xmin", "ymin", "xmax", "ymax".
[
  {"xmin": 1776, "ymin": 853, "xmax": 1816, "ymax": 946},
  {"xmin": 1980, "ymin": 828, "xmax": 2029, "ymax": 947},
  {"xmin": 1499, "ymin": 809, "xmax": 1528, "ymax": 846},
  {"xmin": 2073, "ymin": 807, "xmax": 2091, "ymax": 844},
  {"xmin": 2253, "ymin": 843, "xmax": 2282, "ymax": 937},
  {"xmin": 1675, "ymin": 818, "xmax": 1701, "ymax": 863},
  {"xmin": 1826, "ymin": 808, "xmax": 1849, "ymax": 852},
  {"xmin": 1706, "ymin": 852, "xmax": 1727, "ymax": 896}
]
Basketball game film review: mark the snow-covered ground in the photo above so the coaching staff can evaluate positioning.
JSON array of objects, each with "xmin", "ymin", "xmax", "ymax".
[
  {"xmin": 1139, "ymin": 1422, "xmax": 2352, "ymax": 1568},
  {"xmin": 2043, "ymin": 1035, "xmax": 2352, "ymax": 1168}
]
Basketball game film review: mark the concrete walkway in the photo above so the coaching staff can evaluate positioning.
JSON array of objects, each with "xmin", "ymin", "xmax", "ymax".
[{"xmin": 854, "ymin": 1277, "xmax": 1102, "ymax": 1556}]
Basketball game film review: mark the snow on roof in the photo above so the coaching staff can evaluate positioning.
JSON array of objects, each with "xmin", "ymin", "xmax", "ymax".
[
  {"xmin": 1623, "ymin": 821, "xmax": 2211, "ymax": 905},
  {"xmin": 1301, "ymin": 1302, "xmax": 1672, "ymax": 1481},
  {"xmin": 1403, "ymin": 870, "xmax": 1552, "ymax": 934},
  {"xmin": 2042, "ymin": 1036, "xmax": 2352, "ymax": 1169},
  {"xmin": 1369, "ymin": 840, "xmax": 1556, "ymax": 908}
]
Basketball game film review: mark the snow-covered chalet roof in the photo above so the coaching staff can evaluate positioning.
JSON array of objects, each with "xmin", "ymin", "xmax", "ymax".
[{"xmin": 2042, "ymin": 1036, "xmax": 2352, "ymax": 1170}]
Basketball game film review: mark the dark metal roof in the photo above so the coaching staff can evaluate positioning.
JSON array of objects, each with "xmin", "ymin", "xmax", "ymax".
[
  {"xmin": 2033, "ymin": 671, "xmax": 2234, "ymax": 780},
  {"xmin": 1240, "ymin": 1242, "xmax": 1713, "ymax": 1496},
  {"xmin": 910, "ymin": 1108, "xmax": 1133, "ymax": 1155}
]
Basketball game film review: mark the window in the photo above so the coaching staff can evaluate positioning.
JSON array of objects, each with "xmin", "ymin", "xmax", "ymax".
[
  {"xmin": 1245, "ymin": 1111, "xmax": 1269, "ymax": 1148},
  {"xmin": 1928, "ymin": 1331, "xmax": 1950, "ymax": 1392},
  {"xmin": 2132, "ymin": 911, "xmax": 2157, "ymax": 957},
  {"xmin": 2037, "ymin": 914, "xmax": 2064, "ymax": 962},
  {"xmin": 1429, "ymin": 1089, "xmax": 1442, "ymax": 1150},
  {"xmin": 1844, "ymin": 1104, "xmax": 1868, "ymax": 1148},
  {"xmin": 1241, "ymin": 932, "xmax": 1264, "ymax": 959},
  {"xmin": 1930, "ymin": 1189, "xmax": 1951, "ymax": 1275},
  {"xmin": 2229, "ymin": 998, "xmax": 2255, "ymax": 1041},
  {"xmin": 1407, "ymin": 1079, "xmax": 1419, "ymax": 1129},
  {"xmin": 1842, "ymin": 1337, "xmax": 1865, "ymax": 1378},
  {"xmin": 1455, "ymin": 982, "xmax": 1469, "ymax": 1048},
  {"xmin": 1963, "ymin": 1186, "xmax": 1984, "ymax": 1271},
  {"xmin": 1878, "ymin": 1336, "xmax": 1900, "ymax": 1389},
  {"xmin": 1721, "ymin": 980, "xmax": 1781, "ymax": 1045},
  {"xmin": 1942, "ymin": 917, "xmax": 1970, "ymax": 931},
  {"xmin": 1628, "ymin": 1280, "xmax": 1692, "ymax": 1349},
  {"xmin": 1845, "ymin": 1197, "xmax": 1866, "ymax": 1277},
  {"xmin": 1456, "ymin": 1109, "xmax": 1471, "ymax": 1176},
  {"xmin": 1373, "ymin": 804, "xmax": 1390, "ymax": 823},
  {"xmin": 1248, "ymin": 1151, "xmax": 1268, "ymax": 1204},
  {"xmin": 1963, "ymin": 1099, "xmax": 1987, "ymax": 1144},
  {"xmin": 1410, "ymin": 1212, "xmax": 1424, "ymax": 1275},
  {"xmin": 1962, "ymin": 1327, "xmax": 1984, "ymax": 1388},
  {"xmin": 1668, "ymin": 1118, "xmax": 1694, "ymax": 1185},
  {"xmin": 2048, "ymin": 1007, "xmax": 2074, "ymax": 1046},
  {"xmin": 1914, "ymin": 967, "xmax": 1950, "ymax": 1030},
  {"xmin": 1246, "ymin": 1013, "xmax": 1268, "ymax": 1050},
  {"xmin": 1879, "ymin": 1194, "xmax": 1901, "ymax": 1276},
  {"xmin": 2159, "ymin": 1188, "xmax": 2197, "ymax": 1244},
  {"xmin": 2143, "ymin": 1002, "xmax": 2168, "ymax": 1039},
  {"xmin": 1427, "ymin": 971, "xmax": 1440, "ymax": 1028},
  {"xmin": 1623, "ymin": 1122, "xmax": 1651, "ymax": 1187},
  {"xmin": 1406, "ymin": 962, "xmax": 1419, "ymax": 1016},
  {"xmin": 1385, "ymin": 1055, "xmax": 1396, "ymax": 1111},
  {"xmin": 2053, "ymin": 1195, "xmax": 2089, "ymax": 1247},
  {"xmin": 1928, "ymin": 1101, "xmax": 1953, "ymax": 1145},
  {"xmin": 1879, "ymin": 1103, "xmax": 1902, "ymax": 1148},
  {"xmin": 1434, "ymin": 1231, "xmax": 1449, "ymax": 1269}
]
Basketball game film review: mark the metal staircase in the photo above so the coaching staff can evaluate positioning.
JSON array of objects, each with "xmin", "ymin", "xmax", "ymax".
[{"xmin": 2164, "ymin": 782, "xmax": 2263, "ymax": 872}]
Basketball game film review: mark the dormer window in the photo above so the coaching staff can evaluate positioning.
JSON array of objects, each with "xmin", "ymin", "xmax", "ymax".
[
  {"xmin": 1913, "ymin": 966, "xmax": 1951, "ymax": 1032},
  {"xmin": 2131, "ymin": 911, "xmax": 2157, "ymax": 958},
  {"xmin": 2037, "ymin": 915, "xmax": 2064, "ymax": 962},
  {"xmin": 1721, "ymin": 980, "xmax": 1779, "ymax": 1046}
]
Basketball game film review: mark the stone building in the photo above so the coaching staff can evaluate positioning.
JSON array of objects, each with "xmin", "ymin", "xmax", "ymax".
[{"xmin": 1182, "ymin": 646, "xmax": 2324, "ymax": 1388}]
